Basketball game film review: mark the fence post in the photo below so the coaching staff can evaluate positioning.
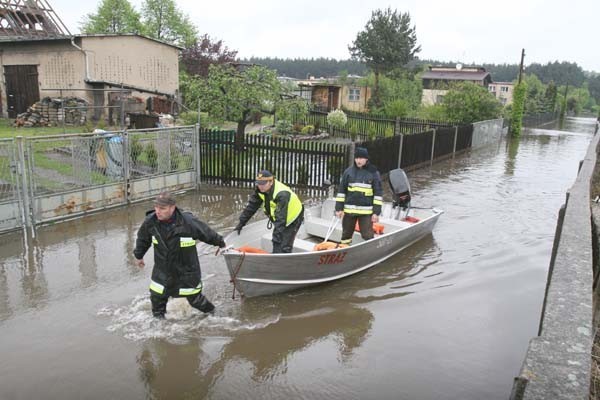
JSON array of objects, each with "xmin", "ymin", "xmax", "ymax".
[
  {"xmin": 195, "ymin": 123, "xmax": 201, "ymax": 188},
  {"xmin": 453, "ymin": 126, "xmax": 458, "ymax": 159},
  {"xmin": 16, "ymin": 136, "xmax": 34, "ymax": 237},
  {"xmin": 430, "ymin": 129, "xmax": 436, "ymax": 165},
  {"xmin": 347, "ymin": 142, "xmax": 356, "ymax": 168},
  {"xmin": 122, "ymin": 130, "xmax": 130, "ymax": 204},
  {"xmin": 395, "ymin": 117, "xmax": 400, "ymax": 136},
  {"xmin": 397, "ymin": 134, "xmax": 404, "ymax": 169}
]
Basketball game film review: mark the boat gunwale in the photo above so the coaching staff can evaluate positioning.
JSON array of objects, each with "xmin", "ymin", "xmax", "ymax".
[{"xmin": 222, "ymin": 207, "xmax": 443, "ymax": 258}]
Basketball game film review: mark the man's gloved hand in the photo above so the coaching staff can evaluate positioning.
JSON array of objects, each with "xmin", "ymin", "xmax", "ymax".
[
  {"xmin": 218, "ymin": 239, "xmax": 227, "ymax": 248},
  {"xmin": 234, "ymin": 223, "xmax": 243, "ymax": 235}
]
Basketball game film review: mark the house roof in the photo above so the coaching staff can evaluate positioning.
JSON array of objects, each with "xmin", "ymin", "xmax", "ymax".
[
  {"xmin": 0, "ymin": 33, "xmax": 183, "ymax": 50},
  {"xmin": 421, "ymin": 70, "xmax": 491, "ymax": 81}
]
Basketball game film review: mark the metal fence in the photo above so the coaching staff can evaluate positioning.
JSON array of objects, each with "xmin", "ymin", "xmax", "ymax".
[
  {"xmin": 0, "ymin": 125, "xmax": 197, "ymax": 235},
  {"xmin": 199, "ymin": 130, "xmax": 349, "ymax": 188}
]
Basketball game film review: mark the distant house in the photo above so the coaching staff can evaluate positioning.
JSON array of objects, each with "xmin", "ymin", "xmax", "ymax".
[
  {"xmin": 295, "ymin": 76, "xmax": 371, "ymax": 112},
  {"xmin": 488, "ymin": 82, "xmax": 514, "ymax": 106},
  {"xmin": 0, "ymin": 33, "xmax": 181, "ymax": 119},
  {"xmin": 421, "ymin": 65, "xmax": 492, "ymax": 105}
]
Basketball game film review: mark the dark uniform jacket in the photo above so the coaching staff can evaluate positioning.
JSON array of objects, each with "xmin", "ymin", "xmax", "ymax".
[
  {"xmin": 335, "ymin": 162, "xmax": 383, "ymax": 216},
  {"xmin": 133, "ymin": 207, "xmax": 223, "ymax": 297}
]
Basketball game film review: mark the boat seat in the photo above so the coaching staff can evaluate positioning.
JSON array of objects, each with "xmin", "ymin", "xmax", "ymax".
[
  {"xmin": 304, "ymin": 216, "xmax": 363, "ymax": 243},
  {"xmin": 293, "ymin": 238, "xmax": 317, "ymax": 253},
  {"xmin": 261, "ymin": 232, "xmax": 317, "ymax": 253}
]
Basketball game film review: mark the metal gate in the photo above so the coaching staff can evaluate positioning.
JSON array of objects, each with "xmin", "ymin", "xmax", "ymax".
[{"xmin": 0, "ymin": 138, "xmax": 24, "ymax": 233}]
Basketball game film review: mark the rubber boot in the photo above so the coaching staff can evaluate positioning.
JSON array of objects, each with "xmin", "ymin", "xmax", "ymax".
[{"xmin": 189, "ymin": 293, "xmax": 215, "ymax": 314}]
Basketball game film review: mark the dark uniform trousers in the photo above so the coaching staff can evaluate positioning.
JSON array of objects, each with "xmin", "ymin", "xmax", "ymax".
[
  {"xmin": 273, "ymin": 212, "xmax": 304, "ymax": 253},
  {"xmin": 341, "ymin": 214, "xmax": 374, "ymax": 243}
]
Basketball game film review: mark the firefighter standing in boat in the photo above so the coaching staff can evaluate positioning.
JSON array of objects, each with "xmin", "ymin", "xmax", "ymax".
[
  {"xmin": 133, "ymin": 191, "xmax": 226, "ymax": 318},
  {"xmin": 335, "ymin": 147, "xmax": 383, "ymax": 245},
  {"xmin": 235, "ymin": 170, "xmax": 304, "ymax": 253}
]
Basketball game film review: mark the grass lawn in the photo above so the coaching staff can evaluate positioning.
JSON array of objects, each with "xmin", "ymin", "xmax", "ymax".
[{"xmin": 0, "ymin": 118, "xmax": 121, "ymax": 139}]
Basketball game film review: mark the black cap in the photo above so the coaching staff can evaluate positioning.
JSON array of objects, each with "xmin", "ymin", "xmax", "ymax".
[
  {"xmin": 354, "ymin": 147, "xmax": 369, "ymax": 159},
  {"xmin": 154, "ymin": 191, "xmax": 176, "ymax": 206},
  {"xmin": 255, "ymin": 170, "xmax": 274, "ymax": 185}
]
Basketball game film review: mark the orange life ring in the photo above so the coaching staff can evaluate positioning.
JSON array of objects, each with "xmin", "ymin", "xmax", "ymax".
[
  {"xmin": 354, "ymin": 221, "xmax": 385, "ymax": 234},
  {"xmin": 236, "ymin": 245, "xmax": 269, "ymax": 254},
  {"xmin": 313, "ymin": 242, "xmax": 350, "ymax": 251}
]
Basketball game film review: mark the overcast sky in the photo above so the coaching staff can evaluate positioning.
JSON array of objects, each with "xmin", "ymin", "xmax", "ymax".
[{"xmin": 50, "ymin": 0, "xmax": 600, "ymax": 73}]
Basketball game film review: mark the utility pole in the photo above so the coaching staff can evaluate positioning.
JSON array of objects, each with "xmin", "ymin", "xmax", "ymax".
[{"xmin": 518, "ymin": 48, "xmax": 526, "ymax": 84}]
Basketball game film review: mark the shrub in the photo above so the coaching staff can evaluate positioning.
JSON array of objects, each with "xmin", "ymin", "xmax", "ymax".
[
  {"xmin": 129, "ymin": 136, "xmax": 143, "ymax": 164},
  {"xmin": 368, "ymin": 126, "xmax": 377, "ymax": 141},
  {"xmin": 301, "ymin": 125, "xmax": 314, "ymax": 135},
  {"xmin": 275, "ymin": 119, "xmax": 292, "ymax": 134},
  {"xmin": 145, "ymin": 142, "xmax": 158, "ymax": 168},
  {"xmin": 327, "ymin": 109, "xmax": 348, "ymax": 129}
]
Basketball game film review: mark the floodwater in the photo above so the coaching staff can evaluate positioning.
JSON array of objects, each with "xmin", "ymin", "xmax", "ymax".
[{"xmin": 0, "ymin": 117, "xmax": 596, "ymax": 400}]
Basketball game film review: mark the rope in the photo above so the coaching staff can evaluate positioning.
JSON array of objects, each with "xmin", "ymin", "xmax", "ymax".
[
  {"xmin": 230, "ymin": 251, "xmax": 246, "ymax": 300},
  {"xmin": 322, "ymin": 216, "xmax": 339, "ymax": 243}
]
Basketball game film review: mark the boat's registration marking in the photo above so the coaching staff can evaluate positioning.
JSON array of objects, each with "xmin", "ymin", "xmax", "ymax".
[
  {"xmin": 377, "ymin": 236, "xmax": 393, "ymax": 248},
  {"xmin": 318, "ymin": 252, "xmax": 347, "ymax": 265}
]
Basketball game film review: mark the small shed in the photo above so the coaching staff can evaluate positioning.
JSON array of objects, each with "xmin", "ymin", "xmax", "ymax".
[{"xmin": 421, "ymin": 65, "xmax": 492, "ymax": 105}]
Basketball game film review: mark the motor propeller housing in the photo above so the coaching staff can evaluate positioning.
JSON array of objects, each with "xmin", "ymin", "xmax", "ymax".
[{"xmin": 388, "ymin": 168, "xmax": 411, "ymax": 209}]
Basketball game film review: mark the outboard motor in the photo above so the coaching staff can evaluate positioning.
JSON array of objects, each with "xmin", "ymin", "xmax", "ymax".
[{"xmin": 388, "ymin": 168, "xmax": 411, "ymax": 218}]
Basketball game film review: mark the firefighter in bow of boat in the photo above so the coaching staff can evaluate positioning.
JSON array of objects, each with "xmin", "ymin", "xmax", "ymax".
[{"xmin": 335, "ymin": 147, "xmax": 383, "ymax": 245}]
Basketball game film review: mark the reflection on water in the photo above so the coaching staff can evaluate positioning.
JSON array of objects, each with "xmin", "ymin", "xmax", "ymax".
[{"xmin": 133, "ymin": 301, "xmax": 373, "ymax": 399}]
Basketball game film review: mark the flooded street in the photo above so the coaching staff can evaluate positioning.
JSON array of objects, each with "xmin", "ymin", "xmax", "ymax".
[{"xmin": 0, "ymin": 117, "xmax": 596, "ymax": 400}]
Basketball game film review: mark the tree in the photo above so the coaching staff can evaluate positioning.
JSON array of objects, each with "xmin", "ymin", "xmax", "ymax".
[
  {"xmin": 544, "ymin": 80, "xmax": 558, "ymax": 113},
  {"xmin": 180, "ymin": 34, "xmax": 238, "ymax": 78},
  {"xmin": 587, "ymin": 75, "xmax": 600, "ymax": 104},
  {"xmin": 510, "ymin": 82, "xmax": 527, "ymax": 137},
  {"xmin": 349, "ymin": 8, "xmax": 420, "ymax": 108},
  {"xmin": 362, "ymin": 69, "xmax": 422, "ymax": 117},
  {"xmin": 140, "ymin": 0, "xmax": 197, "ymax": 46},
  {"xmin": 200, "ymin": 64, "xmax": 282, "ymax": 149},
  {"xmin": 442, "ymin": 82, "xmax": 502, "ymax": 124},
  {"xmin": 80, "ymin": 0, "xmax": 141, "ymax": 34}
]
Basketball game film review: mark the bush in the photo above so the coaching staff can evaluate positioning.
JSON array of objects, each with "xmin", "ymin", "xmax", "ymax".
[
  {"xmin": 145, "ymin": 142, "xmax": 158, "ymax": 168},
  {"xmin": 327, "ymin": 109, "xmax": 348, "ymax": 129},
  {"xmin": 129, "ymin": 136, "xmax": 143, "ymax": 164},
  {"xmin": 301, "ymin": 125, "xmax": 314, "ymax": 135},
  {"xmin": 275, "ymin": 119, "xmax": 292, "ymax": 134}
]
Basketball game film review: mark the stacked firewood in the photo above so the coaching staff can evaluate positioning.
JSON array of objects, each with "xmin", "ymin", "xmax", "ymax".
[{"xmin": 14, "ymin": 97, "xmax": 89, "ymax": 127}]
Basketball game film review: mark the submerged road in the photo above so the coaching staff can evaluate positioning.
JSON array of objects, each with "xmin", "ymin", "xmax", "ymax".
[{"xmin": 0, "ymin": 117, "xmax": 597, "ymax": 400}]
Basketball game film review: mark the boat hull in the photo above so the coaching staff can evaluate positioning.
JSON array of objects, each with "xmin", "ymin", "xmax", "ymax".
[{"xmin": 222, "ymin": 201, "xmax": 442, "ymax": 298}]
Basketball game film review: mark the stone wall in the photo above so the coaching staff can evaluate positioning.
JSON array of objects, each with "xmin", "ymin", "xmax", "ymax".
[{"xmin": 510, "ymin": 122, "xmax": 600, "ymax": 399}]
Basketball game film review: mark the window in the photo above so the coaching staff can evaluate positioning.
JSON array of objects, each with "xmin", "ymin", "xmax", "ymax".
[
  {"xmin": 435, "ymin": 95, "xmax": 445, "ymax": 104},
  {"xmin": 349, "ymin": 88, "xmax": 360, "ymax": 101},
  {"xmin": 489, "ymin": 86, "xmax": 496, "ymax": 92},
  {"xmin": 500, "ymin": 86, "xmax": 509, "ymax": 92},
  {"xmin": 500, "ymin": 97, "xmax": 507, "ymax": 105}
]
